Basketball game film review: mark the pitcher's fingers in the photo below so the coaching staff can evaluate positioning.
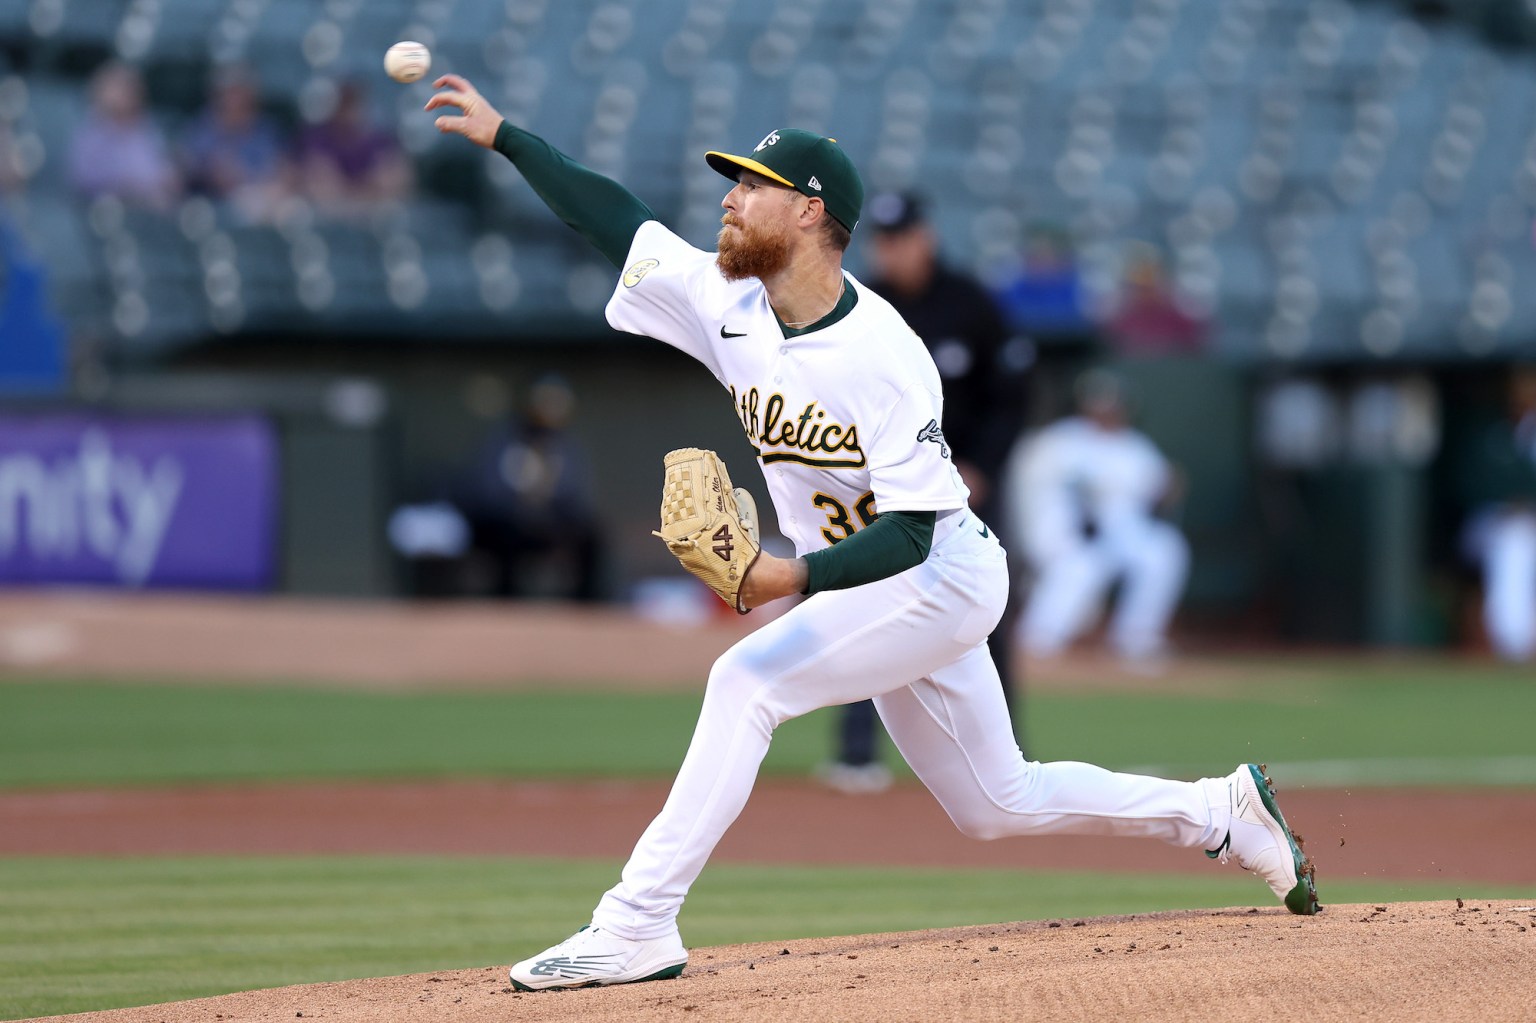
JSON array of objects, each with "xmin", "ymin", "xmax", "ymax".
[
  {"xmin": 423, "ymin": 90, "xmax": 466, "ymax": 113},
  {"xmin": 432, "ymin": 73, "xmax": 473, "ymax": 92},
  {"xmin": 434, "ymin": 114, "xmax": 470, "ymax": 135}
]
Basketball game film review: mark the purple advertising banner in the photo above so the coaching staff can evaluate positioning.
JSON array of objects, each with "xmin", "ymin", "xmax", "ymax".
[{"xmin": 0, "ymin": 413, "xmax": 278, "ymax": 589}]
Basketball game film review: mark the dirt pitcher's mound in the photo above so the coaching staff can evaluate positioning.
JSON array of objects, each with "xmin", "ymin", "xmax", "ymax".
[{"xmin": 23, "ymin": 902, "xmax": 1536, "ymax": 1023}]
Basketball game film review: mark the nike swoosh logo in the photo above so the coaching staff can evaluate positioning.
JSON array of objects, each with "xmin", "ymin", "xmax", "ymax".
[
  {"xmin": 720, "ymin": 327, "xmax": 747, "ymax": 338},
  {"xmin": 977, "ymin": 525, "xmax": 990, "ymax": 538}
]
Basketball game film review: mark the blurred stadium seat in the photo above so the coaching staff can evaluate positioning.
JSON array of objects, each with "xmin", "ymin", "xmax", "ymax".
[{"xmin": 4, "ymin": 0, "xmax": 1536, "ymax": 362}]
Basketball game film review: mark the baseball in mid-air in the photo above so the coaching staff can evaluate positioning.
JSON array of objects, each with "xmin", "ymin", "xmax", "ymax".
[{"xmin": 384, "ymin": 41, "xmax": 431, "ymax": 83}]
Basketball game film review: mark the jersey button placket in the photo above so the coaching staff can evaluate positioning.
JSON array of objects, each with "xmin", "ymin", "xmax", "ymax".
[{"xmin": 772, "ymin": 344, "xmax": 789, "ymax": 461}]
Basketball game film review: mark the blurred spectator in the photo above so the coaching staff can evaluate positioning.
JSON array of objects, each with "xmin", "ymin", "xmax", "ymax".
[
  {"xmin": 0, "ymin": 218, "xmax": 67, "ymax": 391},
  {"xmin": 0, "ymin": 127, "xmax": 66, "ymax": 392},
  {"xmin": 991, "ymin": 224, "xmax": 1093, "ymax": 338},
  {"xmin": 68, "ymin": 62, "xmax": 180, "ymax": 209},
  {"xmin": 452, "ymin": 374, "xmax": 605, "ymax": 602},
  {"xmin": 820, "ymin": 191, "xmax": 1032, "ymax": 793},
  {"xmin": 1454, "ymin": 366, "xmax": 1536, "ymax": 662},
  {"xmin": 1009, "ymin": 369, "xmax": 1188, "ymax": 670},
  {"xmin": 0, "ymin": 122, "xmax": 27, "ymax": 194},
  {"xmin": 294, "ymin": 80, "xmax": 412, "ymax": 213},
  {"xmin": 1105, "ymin": 244, "xmax": 1207, "ymax": 357},
  {"xmin": 179, "ymin": 66, "xmax": 290, "ymax": 222}
]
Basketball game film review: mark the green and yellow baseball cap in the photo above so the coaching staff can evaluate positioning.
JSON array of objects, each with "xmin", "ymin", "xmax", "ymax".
[{"xmin": 706, "ymin": 129, "xmax": 864, "ymax": 233}]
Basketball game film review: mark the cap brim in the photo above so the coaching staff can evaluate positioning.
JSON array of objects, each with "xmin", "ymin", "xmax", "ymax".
[{"xmin": 704, "ymin": 151, "xmax": 797, "ymax": 190}]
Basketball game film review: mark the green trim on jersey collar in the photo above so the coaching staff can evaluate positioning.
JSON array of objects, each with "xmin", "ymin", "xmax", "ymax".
[{"xmin": 776, "ymin": 275, "xmax": 859, "ymax": 338}]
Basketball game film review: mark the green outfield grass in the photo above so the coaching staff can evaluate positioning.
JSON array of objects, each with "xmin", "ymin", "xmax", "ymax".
[
  {"xmin": 3, "ymin": 660, "xmax": 1533, "ymax": 1018},
  {"xmin": 1, "ymin": 855, "xmax": 1530, "ymax": 1020},
  {"xmin": 3, "ymin": 660, "xmax": 1536, "ymax": 788}
]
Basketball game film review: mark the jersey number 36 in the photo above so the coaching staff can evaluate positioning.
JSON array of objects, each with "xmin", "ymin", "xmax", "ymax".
[{"xmin": 813, "ymin": 490, "xmax": 877, "ymax": 546}]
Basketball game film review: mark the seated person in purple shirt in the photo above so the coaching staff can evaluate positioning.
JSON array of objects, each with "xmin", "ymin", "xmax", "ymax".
[
  {"xmin": 294, "ymin": 80, "xmax": 412, "ymax": 212},
  {"xmin": 68, "ymin": 62, "xmax": 181, "ymax": 209}
]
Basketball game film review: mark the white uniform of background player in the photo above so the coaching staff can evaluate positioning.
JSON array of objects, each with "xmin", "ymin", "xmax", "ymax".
[
  {"xmin": 1458, "ymin": 370, "xmax": 1536, "ymax": 662},
  {"xmin": 1013, "ymin": 372, "xmax": 1189, "ymax": 664},
  {"xmin": 418, "ymin": 77, "xmax": 1319, "ymax": 986}
]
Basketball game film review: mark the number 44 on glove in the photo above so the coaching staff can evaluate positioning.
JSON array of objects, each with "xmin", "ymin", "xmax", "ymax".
[{"xmin": 653, "ymin": 447, "xmax": 762, "ymax": 614}]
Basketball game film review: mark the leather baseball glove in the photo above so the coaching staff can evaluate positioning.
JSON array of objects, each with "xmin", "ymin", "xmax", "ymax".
[{"xmin": 653, "ymin": 447, "xmax": 762, "ymax": 614}]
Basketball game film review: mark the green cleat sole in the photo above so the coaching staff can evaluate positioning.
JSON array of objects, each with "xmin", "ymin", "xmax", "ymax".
[
  {"xmin": 1252, "ymin": 763, "xmax": 1322, "ymax": 916},
  {"xmin": 641, "ymin": 963, "xmax": 686, "ymax": 982},
  {"xmin": 509, "ymin": 961, "xmax": 685, "ymax": 993}
]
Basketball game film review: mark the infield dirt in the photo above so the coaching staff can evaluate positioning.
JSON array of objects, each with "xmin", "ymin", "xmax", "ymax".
[{"xmin": 18, "ymin": 902, "xmax": 1536, "ymax": 1023}]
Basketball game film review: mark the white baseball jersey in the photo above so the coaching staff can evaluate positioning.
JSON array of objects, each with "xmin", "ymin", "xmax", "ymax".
[
  {"xmin": 505, "ymin": 151, "xmax": 1305, "ymax": 965},
  {"xmin": 606, "ymin": 220, "xmax": 969, "ymax": 556},
  {"xmin": 1069, "ymin": 418, "xmax": 1172, "ymax": 538},
  {"xmin": 583, "ymin": 220, "xmax": 1246, "ymax": 947}
]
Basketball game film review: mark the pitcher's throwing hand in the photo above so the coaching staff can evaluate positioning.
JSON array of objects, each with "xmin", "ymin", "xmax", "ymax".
[{"xmin": 424, "ymin": 74, "xmax": 503, "ymax": 148}]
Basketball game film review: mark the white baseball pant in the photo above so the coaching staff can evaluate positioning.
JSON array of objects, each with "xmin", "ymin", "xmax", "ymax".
[
  {"xmin": 1021, "ymin": 519, "xmax": 1188, "ymax": 659},
  {"xmin": 1479, "ymin": 510, "xmax": 1536, "ymax": 662},
  {"xmin": 591, "ymin": 511, "xmax": 1230, "ymax": 940}
]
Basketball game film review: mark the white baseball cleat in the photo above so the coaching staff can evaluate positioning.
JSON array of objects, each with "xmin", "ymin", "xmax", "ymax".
[
  {"xmin": 1207, "ymin": 763, "xmax": 1321, "ymax": 916},
  {"xmin": 509, "ymin": 925, "xmax": 688, "ymax": 991}
]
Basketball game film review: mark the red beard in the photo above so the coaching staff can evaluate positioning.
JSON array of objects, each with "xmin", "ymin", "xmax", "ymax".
[{"xmin": 716, "ymin": 214, "xmax": 792, "ymax": 282}]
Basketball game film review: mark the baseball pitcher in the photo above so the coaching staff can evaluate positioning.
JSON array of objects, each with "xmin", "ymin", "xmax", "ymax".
[{"xmin": 424, "ymin": 74, "xmax": 1319, "ymax": 992}]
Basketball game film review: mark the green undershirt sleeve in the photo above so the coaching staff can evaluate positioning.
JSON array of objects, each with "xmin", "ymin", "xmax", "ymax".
[
  {"xmin": 801, "ymin": 510, "xmax": 937, "ymax": 595},
  {"xmin": 492, "ymin": 121, "xmax": 656, "ymax": 270}
]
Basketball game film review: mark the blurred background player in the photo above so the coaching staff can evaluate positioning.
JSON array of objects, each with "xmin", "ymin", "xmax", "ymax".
[
  {"xmin": 453, "ymin": 373, "xmax": 605, "ymax": 603},
  {"xmin": 819, "ymin": 192, "xmax": 1032, "ymax": 794},
  {"xmin": 388, "ymin": 374, "xmax": 606, "ymax": 602},
  {"xmin": 1011, "ymin": 369, "xmax": 1189, "ymax": 671},
  {"xmin": 1454, "ymin": 365, "xmax": 1536, "ymax": 662}
]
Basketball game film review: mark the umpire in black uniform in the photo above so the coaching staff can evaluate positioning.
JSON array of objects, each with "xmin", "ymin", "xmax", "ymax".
[{"xmin": 820, "ymin": 192, "xmax": 1033, "ymax": 792}]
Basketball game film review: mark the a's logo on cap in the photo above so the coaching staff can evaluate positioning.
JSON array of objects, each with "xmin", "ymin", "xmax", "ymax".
[
  {"xmin": 807, "ymin": 175, "xmax": 822, "ymax": 191},
  {"xmin": 623, "ymin": 258, "xmax": 659, "ymax": 288},
  {"xmin": 754, "ymin": 130, "xmax": 781, "ymax": 152}
]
